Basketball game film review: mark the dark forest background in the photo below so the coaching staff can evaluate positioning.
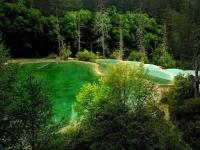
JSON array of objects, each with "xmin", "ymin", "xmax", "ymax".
[
  {"xmin": 26, "ymin": 0, "xmax": 200, "ymax": 61},
  {"xmin": 1, "ymin": 0, "xmax": 200, "ymax": 69}
]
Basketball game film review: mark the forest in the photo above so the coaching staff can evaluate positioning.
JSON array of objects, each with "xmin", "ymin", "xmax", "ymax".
[{"xmin": 0, "ymin": 0, "xmax": 200, "ymax": 150}]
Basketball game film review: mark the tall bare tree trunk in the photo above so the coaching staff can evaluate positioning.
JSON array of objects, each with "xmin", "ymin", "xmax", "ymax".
[
  {"xmin": 56, "ymin": 6, "xmax": 61, "ymax": 52},
  {"xmin": 77, "ymin": 12, "xmax": 81, "ymax": 52},
  {"xmin": 98, "ymin": 0, "xmax": 107, "ymax": 58},
  {"xmin": 191, "ymin": 24, "xmax": 200, "ymax": 98},
  {"xmin": 101, "ymin": 19, "xmax": 105, "ymax": 58},
  {"xmin": 119, "ymin": 15, "xmax": 124, "ymax": 60},
  {"xmin": 194, "ymin": 54, "xmax": 199, "ymax": 98},
  {"xmin": 136, "ymin": 18, "xmax": 145, "ymax": 53}
]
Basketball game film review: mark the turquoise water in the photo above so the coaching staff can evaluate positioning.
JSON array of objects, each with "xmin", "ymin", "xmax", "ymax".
[
  {"xmin": 166, "ymin": 69, "xmax": 198, "ymax": 76},
  {"xmin": 96, "ymin": 59, "xmax": 197, "ymax": 85},
  {"xmin": 18, "ymin": 60, "xmax": 197, "ymax": 123},
  {"xmin": 19, "ymin": 62, "xmax": 98, "ymax": 123}
]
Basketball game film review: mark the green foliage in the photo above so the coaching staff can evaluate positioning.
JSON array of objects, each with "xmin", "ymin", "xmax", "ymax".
[
  {"xmin": 110, "ymin": 12, "xmax": 163, "ymax": 59},
  {"xmin": 60, "ymin": 9, "xmax": 93, "ymax": 54},
  {"xmin": 0, "ymin": 2, "xmax": 166, "ymax": 59},
  {"xmin": 38, "ymin": 131, "xmax": 72, "ymax": 150},
  {"xmin": 2, "ymin": 0, "xmax": 198, "ymax": 67},
  {"xmin": 74, "ymin": 63, "xmax": 157, "ymax": 119},
  {"xmin": 94, "ymin": 11, "xmax": 112, "ymax": 57},
  {"xmin": 152, "ymin": 43, "xmax": 176, "ymax": 68},
  {"xmin": 175, "ymin": 98, "xmax": 200, "ymax": 118},
  {"xmin": 84, "ymin": 105, "xmax": 189, "ymax": 150},
  {"xmin": 102, "ymin": 64, "xmax": 156, "ymax": 105},
  {"xmin": 0, "ymin": 43, "xmax": 9, "ymax": 64},
  {"xmin": 163, "ymin": 75, "xmax": 194, "ymax": 106},
  {"xmin": 73, "ymin": 64, "xmax": 156, "ymax": 121},
  {"xmin": 109, "ymin": 50, "xmax": 121, "ymax": 59},
  {"xmin": 136, "ymin": 18, "xmax": 146, "ymax": 53},
  {"xmin": 76, "ymin": 50, "xmax": 97, "ymax": 62},
  {"xmin": 61, "ymin": 11, "xmax": 78, "ymax": 44},
  {"xmin": 0, "ymin": 44, "xmax": 13, "ymax": 117},
  {"xmin": 170, "ymin": 98, "xmax": 200, "ymax": 150},
  {"xmin": 2, "ymin": 1, "xmax": 200, "ymax": 149},
  {"xmin": 0, "ymin": 44, "xmax": 19, "ymax": 150},
  {"xmin": 47, "ymin": 53, "xmax": 58, "ymax": 59},
  {"xmin": 162, "ymin": 74, "xmax": 199, "ymax": 149},
  {"xmin": 0, "ymin": 2, "xmax": 59, "ymax": 57},
  {"xmin": 128, "ymin": 51, "xmax": 149, "ymax": 63},
  {"xmin": 41, "ymin": 105, "xmax": 190, "ymax": 150},
  {"xmin": 157, "ymin": 52, "xmax": 176, "ymax": 68},
  {"xmin": 59, "ymin": 44, "xmax": 71, "ymax": 60},
  {"xmin": 27, "ymin": 0, "xmax": 73, "ymax": 16},
  {"xmin": 10, "ymin": 73, "xmax": 53, "ymax": 149},
  {"xmin": 62, "ymin": 64, "xmax": 190, "ymax": 150},
  {"xmin": 73, "ymin": 83, "xmax": 108, "ymax": 120}
]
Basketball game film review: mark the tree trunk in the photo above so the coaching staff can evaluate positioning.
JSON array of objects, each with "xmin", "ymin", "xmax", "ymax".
[
  {"xmin": 101, "ymin": 14, "xmax": 105, "ymax": 58},
  {"xmin": 136, "ymin": 18, "xmax": 145, "ymax": 53},
  {"xmin": 119, "ymin": 15, "xmax": 124, "ymax": 60},
  {"xmin": 77, "ymin": 12, "xmax": 81, "ymax": 52},
  {"xmin": 194, "ymin": 55, "xmax": 199, "ymax": 98},
  {"xmin": 98, "ymin": 0, "xmax": 107, "ymax": 58}
]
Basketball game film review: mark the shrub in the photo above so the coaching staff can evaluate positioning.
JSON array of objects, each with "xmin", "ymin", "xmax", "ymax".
[
  {"xmin": 110, "ymin": 50, "xmax": 121, "ymax": 59},
  {"xmin": 176, "ymin": 60, "xmax": 192, "ymax": 70},
  {"xmin": 128, "ymin": 51, "xmax": 149, "ymax": 63},
  {"xmin": 76, "ymin": 50, "xmax": 97, "ymax": 62},
  {"xmin": 59, "ymin": 44, "xmax": 71, "ymax": 60},
  {"xmin": 157, "ymin": 53, "xmax": 176, "ymax": 68},
  {"xmin": 171, "ymin": 98, "xmax": 200, "ymax": 150},
  {"xmin": 67, "ymin": 64, "xmax": 189, "ymax": 150},
  {"xmin": 175, "ymin": 98, "xmax": 200, "ymax": 118},
  {"xmin": 152, "ymin": 45, "xmax": 176, "ymax": 68},
  {"xmin": 161, "ymin": 74, "xmax": 199, "ymax": 149},
  {"xmin": 160, "ymin": 92, "xmax": 169, "ymax": 104},
  {"xmin": 47, "ymin": 53, "xmax": 58, "ymax": 59},
  {"xmin": 0, "ymin": 43, "xmax": 9, "ymax": 64},
  {"xmin": 166, "ymin": 75, "xmax": 194, "ymax": 106}
]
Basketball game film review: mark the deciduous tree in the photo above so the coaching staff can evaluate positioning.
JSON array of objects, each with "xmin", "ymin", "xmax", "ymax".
[{"xmin": 11, "ymin": 74, "xmax": 53, "ymax": 150}]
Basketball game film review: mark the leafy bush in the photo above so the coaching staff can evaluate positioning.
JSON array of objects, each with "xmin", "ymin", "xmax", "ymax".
[
  {"xmin": 128, "ymin": 51, "xmax": 149, "ymax": 63},
  {"xmin": 110, "ymin": 50, "xmax": 121, "ymax": 59},
  {"xmin": 175, "ymin": 98, "xmax": 200, "ymax": 118},
  {"xmin": 176, "ymin": 60, "xmax": 192, "ymax": 70},
  {"xmin": 171, "ymin": 98, "xmax": 200, "ymax": 150},
  {"xmin": 47, "ymin": 53, "xmax": 58, "ymax": 59},
  {"xmin": 160, "ymin": 92, "xmax": 169, "ymax": 104},
  {"xmin": 59, "ymin": 44, "xmax": 71, "ymax": 60},
  {"xmin": 164, "ymin": 75, "xmax": 194, "ymax": 106},
  {"xmin": 157, "ymin": 53, "xmax": 176, "ymax": 68},
  {"xmin": 152, "ymin": 44, "xmax": 176, "ymax": 68},
  {"xmin": 162, "ymin": 75, "xmax": 199, "ymax": 149},
  {"xmin": 76, "ymin": 50, "xmax": 97, "ymax": 62},
  {"xmin": 0, "ymin": 43, "xmax": 9, "ymax": 64}
]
